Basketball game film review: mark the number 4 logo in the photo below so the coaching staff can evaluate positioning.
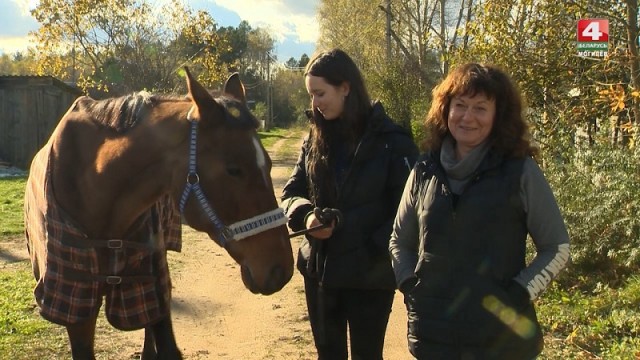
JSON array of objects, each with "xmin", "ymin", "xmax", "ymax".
[{"xmin": 577, "ymin": 19, "xmax": 609, "ymax": 42}]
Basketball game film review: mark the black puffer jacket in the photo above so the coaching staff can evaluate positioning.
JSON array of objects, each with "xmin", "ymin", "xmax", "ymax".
[{"xmin": 281, "ymin": 102, "xmax": 419, "ymax": 290}]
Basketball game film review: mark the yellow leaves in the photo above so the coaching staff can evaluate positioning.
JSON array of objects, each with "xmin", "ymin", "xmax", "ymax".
[
  {"xmin": 566, "ymin": 326, "xmax": 580, "ymax": 343},
  {"xmin": 619, "ymin": 121, "xmax": 634, "ymax": 131},
  {"xmin": 598, "ymin": 84, "xmax": 629, "ymax": 112}
]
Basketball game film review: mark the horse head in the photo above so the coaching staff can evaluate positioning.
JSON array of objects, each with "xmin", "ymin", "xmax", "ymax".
[{"xmin": 176, "ymin": 68, "xmax": 293, "ymax": 295}]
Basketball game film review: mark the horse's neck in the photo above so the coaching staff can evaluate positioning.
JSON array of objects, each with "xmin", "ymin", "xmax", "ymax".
[{"xmin": 51, "ymin": 107, "xmax": 188, "ymax": 238}]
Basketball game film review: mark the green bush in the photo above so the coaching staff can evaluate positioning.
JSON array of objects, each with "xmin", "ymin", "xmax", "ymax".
[{"xmin": 545, "ymin": 143, "xmax": 640, "ymax": 278}]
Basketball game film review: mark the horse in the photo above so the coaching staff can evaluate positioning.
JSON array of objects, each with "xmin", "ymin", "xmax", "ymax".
[{"xmin": 23, "ymin": 67, "xmax": 294, "ymax": 360}]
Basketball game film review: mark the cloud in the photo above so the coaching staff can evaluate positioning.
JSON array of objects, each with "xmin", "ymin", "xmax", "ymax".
[
  {"xmin": 212, "ymin": 0, "xmax": 319, "ymax": 44},
  {"xmin": 0, "ymin": 37, "xmax": 34, "ymax": 55},
  {"xmin": 10, "ymin": 0, "xmax": 36, "ymax": 15}
]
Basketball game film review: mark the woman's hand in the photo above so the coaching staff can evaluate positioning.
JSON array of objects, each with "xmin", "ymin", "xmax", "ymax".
[
  {"xmin": 305, "ymin": 212, "xmax": 335, "ymax": 239},
  {"xmin": 305, "ymin": 207, "xmax": 342, "ymax": 239}
]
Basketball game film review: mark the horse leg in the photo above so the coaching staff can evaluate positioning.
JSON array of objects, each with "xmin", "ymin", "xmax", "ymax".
[
  {"xmin": 151, "ymin": 315, "xmax": 182, "ymax": 360},
  {"xmin": 140, "ymin": 327, "xmax": 157, "ymax": 360},
  {"xmin": 66, "ymin": 316, "xmax": 98, "ymax": 360}
]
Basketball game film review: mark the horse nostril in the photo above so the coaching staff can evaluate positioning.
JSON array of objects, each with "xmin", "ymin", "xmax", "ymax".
[
  {"xmin": 261, "ymin": 265, "xmax": 287, "ymax": 295},
  {"xmin": 241, "ymin": 266, "xmax": 259, "ymax": 294}
]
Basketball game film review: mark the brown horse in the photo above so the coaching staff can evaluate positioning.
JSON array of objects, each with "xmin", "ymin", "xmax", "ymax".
[{"xmin": 24, "ymin": 68, "xmax": 294, "ymax": 359}]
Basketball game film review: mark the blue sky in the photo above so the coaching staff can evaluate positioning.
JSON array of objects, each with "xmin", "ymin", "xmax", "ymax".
[{"xmin": 0, "ymin": 0, "xmax": 318, "ymax": 63}]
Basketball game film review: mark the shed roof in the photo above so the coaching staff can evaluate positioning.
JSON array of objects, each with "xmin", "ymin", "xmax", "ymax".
[{"xmin": 0, "ymin": 75, "xmax": 84, "ymax": 95}]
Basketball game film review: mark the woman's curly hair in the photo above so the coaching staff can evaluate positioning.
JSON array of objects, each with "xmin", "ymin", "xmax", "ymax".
[{"xmin": 422, "ymin": 63, "xmax": 538, "ymax": 158}]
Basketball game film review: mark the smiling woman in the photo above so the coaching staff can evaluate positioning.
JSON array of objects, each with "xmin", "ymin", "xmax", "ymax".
[{"xmin": 390, "ymin": 62, "xmax": 571, "ymax": 359}]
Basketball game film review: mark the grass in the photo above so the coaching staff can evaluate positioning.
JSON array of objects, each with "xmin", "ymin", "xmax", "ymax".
[
  {"xmin": 0, "ymin": 244, "xmax": 137, "ymax": 359},
  {"xmin": 536, "ymin": 272, "xmax": 640, "ymax": 359},
  {"xmin": 0, "ymin": 262, "xmax": 67, "ymax": 358},
  {"xmin": 259, "ymin": 125, "xmax": 306, "ymax": 160},
  {"xmin": 258, "ymin": 126, "xmax": 290, "ymax": 148},
  {"xmin": 0, "ymin": 176, "xmax": 27, "ymax": 237},
  {"xmin": 0, "ymin": 177, "xmax": 67, "ymax": 358}
]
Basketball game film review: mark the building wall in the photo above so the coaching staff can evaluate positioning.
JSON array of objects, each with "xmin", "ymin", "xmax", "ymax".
[{"xmin": 0, "ymin": 76, "xmax": 83, "ymax": 169}]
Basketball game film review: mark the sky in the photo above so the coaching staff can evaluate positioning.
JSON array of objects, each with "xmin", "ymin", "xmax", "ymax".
[{"xmin": 0, "ymin": 0, "xmax": 319, "ymax": 64}]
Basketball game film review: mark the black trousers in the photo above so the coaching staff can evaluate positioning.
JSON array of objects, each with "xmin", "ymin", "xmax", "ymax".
[{"xmin": 303, "ymin": 276, "xmax": 395, "ymax": 360}]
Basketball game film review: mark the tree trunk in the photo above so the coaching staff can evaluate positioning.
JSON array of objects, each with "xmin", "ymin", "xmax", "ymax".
[{"xmin": 627, "ymin": 0, "xmax": 640, "ymax": 127}]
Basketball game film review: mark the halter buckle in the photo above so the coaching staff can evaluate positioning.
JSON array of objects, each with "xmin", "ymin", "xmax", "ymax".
[
  {"xmin": 186, "ymin": 173, "xmax": 199, "ymax": 185},
  {"xmin": 106, "ymin": 276, "xmax": 122, "ymax": 285},
  {"xmin": 107, "ymin": 239, "xmax": 123, "ymax": 249},
  {"xmin": 220, "ymin": 227, "xmax": 235, "ymax": 244}
]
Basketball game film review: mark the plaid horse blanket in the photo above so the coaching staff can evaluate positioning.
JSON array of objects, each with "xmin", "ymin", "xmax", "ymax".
[{"xmin": 24, "ymin": 140, "xmax": 182, "ymax": 330}]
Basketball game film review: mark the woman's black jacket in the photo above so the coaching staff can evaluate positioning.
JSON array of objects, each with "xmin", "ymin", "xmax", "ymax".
[{"xmin": 281, "ymin": 102, "xmax": 419, "ymax": 290}]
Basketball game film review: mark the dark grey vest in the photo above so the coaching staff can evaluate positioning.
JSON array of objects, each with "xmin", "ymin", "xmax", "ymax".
[
  {"xmin": 416, "ymin": 153, "xmax": 527, "ymax": 281},
  {"xmin": 406, "ymin": 152, "xmax": 543, "ymax": 359}
]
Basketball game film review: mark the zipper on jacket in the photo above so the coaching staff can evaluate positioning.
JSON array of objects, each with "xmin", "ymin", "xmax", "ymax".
[
  {"xmin": 440, "ymin": 182, "xmax": 456, "ymax": 221},
  {"xmin": 450, "ymin": 171, "xmax": 485, "ymax": 221},
  {"xmin": 335, "ymin": 137, "xmax": 365, "ymax": 203}
]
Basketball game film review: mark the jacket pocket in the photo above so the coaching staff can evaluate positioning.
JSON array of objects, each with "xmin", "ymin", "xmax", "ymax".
[{"xmin": 459, "ymin": 275, "xmax": 543, "ymax": 355}]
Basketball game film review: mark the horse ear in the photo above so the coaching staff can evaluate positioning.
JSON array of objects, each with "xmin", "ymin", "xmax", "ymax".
[
  {"xmin": 184, "ymin": 66, "xmax": 213, "ymax": 105},
  {"xmin": 223, "ymin": 73, "xmax": 247, "ymax": 104}
]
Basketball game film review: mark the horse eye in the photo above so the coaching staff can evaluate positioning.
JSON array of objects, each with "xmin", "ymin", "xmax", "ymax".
[{"xmin": 227, "ymin": 166, "xmax": 243, "ymax": 177}]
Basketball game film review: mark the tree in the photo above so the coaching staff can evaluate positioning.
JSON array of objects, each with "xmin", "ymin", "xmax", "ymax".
[
  {"xmin": 272, "ymin": 65, "xmax": 308, "ymax": 126},
  {"xmin": 0, "ymin": 52, "xmax": 37, "ymax": 75},
  {"xmin": 386, "ymin": 0, "xmax": 469, "ymax": 78},
  {"xmin": 216, "ymin": 21, "xmax": 251, "ymax": 70},
  {"xmin": 29, "ymin": 0, "xmax": 230, "ymax": 93},
  {"xmin": 285, "ymin": 57, "xmax": 299, "ymax": 69},
  {"xmin": 298, "ymin": 54, "xmax": 310, "ymax": 68},
  {"xmin": 176, "ymin": 9, "xmax": 229, "ymax": 88}
]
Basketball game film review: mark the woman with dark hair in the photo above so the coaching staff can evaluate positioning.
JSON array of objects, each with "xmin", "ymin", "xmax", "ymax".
[
  {"xmin": 389, "ymin": 62, "xmax": 570, "ymax": 359},
  {"xmin": 281, "ymin": 48, "xmax": 419, "ymax": 359}
]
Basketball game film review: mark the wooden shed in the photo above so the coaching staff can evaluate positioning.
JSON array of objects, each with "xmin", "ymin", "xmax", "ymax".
[{"xmin": 0, "ymin": 75, "xmax": 84, "ymax": 170}]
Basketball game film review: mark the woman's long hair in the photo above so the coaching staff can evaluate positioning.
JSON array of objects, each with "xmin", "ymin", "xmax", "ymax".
[
  {"xmin": 422, "ymin": 63, "xmax": 537, "ymax": 158},
  {"xmin": 304, "ymin": 48, "xmax": 372, "ymax": 205}
]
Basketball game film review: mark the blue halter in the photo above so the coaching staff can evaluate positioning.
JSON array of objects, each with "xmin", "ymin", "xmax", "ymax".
[{"xmin": 178, "ymin": 113, "xmax": 286, "ymax": 247}]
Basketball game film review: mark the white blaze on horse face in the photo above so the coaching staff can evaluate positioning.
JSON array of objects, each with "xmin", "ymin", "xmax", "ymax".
[{"xmin": 253, "ymin": 137, "xmax": 269, "ymax": 186}]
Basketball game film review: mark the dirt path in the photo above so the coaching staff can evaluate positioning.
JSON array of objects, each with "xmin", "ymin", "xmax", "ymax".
[{"xmin": 2, "ymin": 129, "xmax": 413, "ymax": 359}]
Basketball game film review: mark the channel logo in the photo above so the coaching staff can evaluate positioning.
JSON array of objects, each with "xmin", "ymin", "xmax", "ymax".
[{"xmin": 577, "ymin": 19, "xmax": 609, "ymax": 58}]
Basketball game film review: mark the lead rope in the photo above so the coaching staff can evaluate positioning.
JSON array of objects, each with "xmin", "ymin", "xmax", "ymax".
[{"xmin": 178, "ymin": 113, "xmax": 286, "ymax": 247}]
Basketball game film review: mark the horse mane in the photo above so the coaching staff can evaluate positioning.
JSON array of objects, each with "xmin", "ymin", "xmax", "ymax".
[
  {"xmin": 85, "ymin": 91, "xmax": 259, "ymax": 132},
  {"xmin": 85, "ymin": 92, "xmax": 156, "ymax": 132}
]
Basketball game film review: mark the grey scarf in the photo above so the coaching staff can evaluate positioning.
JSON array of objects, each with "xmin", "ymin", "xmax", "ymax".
[{"xmin": 440, "ymin": 136, "xmax": 491, "ymax": 194}]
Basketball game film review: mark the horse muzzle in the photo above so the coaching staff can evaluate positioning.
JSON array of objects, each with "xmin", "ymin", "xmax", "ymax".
[{"xmin": 241, "ymin": 263, "xmax": 291, "ymax": 295}]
